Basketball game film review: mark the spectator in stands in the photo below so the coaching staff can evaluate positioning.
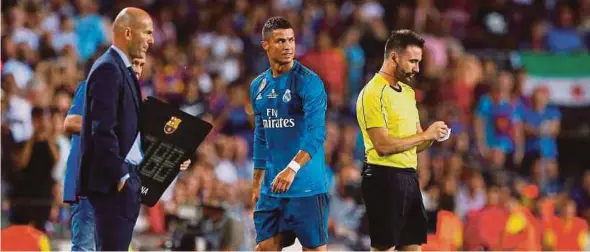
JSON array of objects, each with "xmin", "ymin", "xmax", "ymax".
[
  {"xmin": 512, "ymin": 68, "xmax": 529, "ymax": 107},
  {"xmin": 1, "ymin": 89, "xmax": 17, "ymax": 209},
  {"xmin": 1, "ymin": 0, "xmax": 589, "ymax": 250},
  {"xmin": 233, "ymin": 137, "xmax": 254, "ymax": 180},
  {"xmin": 522, "ymin": 87, "xmax": 561, "ymax": 177},
  {"xmin": 421, "ymin": 17, "xmax": 448, "ymax": 79},
  {"xmin": 197, "ymin": 17, "xmax": 243, "ymax": 83},
  {"xmin": 528, "ymin": 158, "xmax": 563, "ymax": 197},
  {"xmin": 474, "ymin": 71, "xmax": 524, "ymax": 169},
  {"xmin": 213, "ymin": 136, "xmax": 239, "ymax": 185},
  {"xmin": 318, "ymin": 1, "xmax": 344, "ymax": 37},
  {"xmin": 329, "ymin": 165, "xmax": 364, "ymax": 246},
  {"xmin": 209, "ymin": 73, "xmax": 229, "ymax": 121},
  {"xmin": 546, "ymin": 4, "xmax": 586, "ymax": 53},
  {"xmin": 456, "ymin": 172, "xmax": 487, "ymax": 220},
  {"xmin": 300, "ymin": 30, "xmax": 346, "ymax": 97},
  {"xmin": 214, "ymin": 83, "xmax": 253, "ymax": 146},
  {"xmin": 572, "ymin": 170, "xmax": 590, "ymax": 223},
  {"xmin": 52, "ymin": 87, "xmax": 72, "ymax": 114},
  {"xmin": 153, "ymin": 43, "xmax": 186, "ymax": 102},
  {"xmin": 197, "ymin": 196, "xmax": 244, "ymax": 250},
  {"xmin": 7, "ymin": 5, "xmax": 39, "ymax": 51},
  {"xmin": 52, "ymin": 15, "xmax": 77, "ymax": 54},
  {"xmin": 9, "ymin": 107, "xmax": 59, "ymax": 232},
  {"xmin": 74, "ymin": 0, "xmax": 108, "ymax": 61},
  {"xmin": 180, "ymin": 76, "xmax": 209, "ymax": 118},
  {"xmin": 341, "ymin": 27, "xmax": 365, "ymax": 100},
  {"xmin": 38, "ymin": 31, "xmax": 57, "ymax": 60},
  {"xmin": 152, "ymin": 7, "xmax": 177, "ymax": 46},
  {"xmin": 1, "ymin": 73, "xmax": 33, "ymax": 143},
  {"xmin": 520, "ymin": 19, "xmax": 548, "ymax": 51},
  {"xmin": 50, "ymin": 107, "xmax": 69, "ymax": 188},
  {"xmin": 2, "ymin": 33, "xmax": 35, "ymax": 91},
  {"xmin": 439, "ymin": 54, "xmax": 482, "ymax": 121},
  {"xmin": 164, "ymin": 179, "xmax": 190, "ymax": 230}
]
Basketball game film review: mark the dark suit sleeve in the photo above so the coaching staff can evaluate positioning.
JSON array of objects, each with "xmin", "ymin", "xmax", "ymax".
[{"xmin": 87, "ymin": 63, "xmax": 127, "ymax": 184}]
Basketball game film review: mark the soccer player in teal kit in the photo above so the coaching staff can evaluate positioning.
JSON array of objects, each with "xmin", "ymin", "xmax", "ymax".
[{"xmin": 250, "ymin": 17, "xmax": 329, "ymax": 251}]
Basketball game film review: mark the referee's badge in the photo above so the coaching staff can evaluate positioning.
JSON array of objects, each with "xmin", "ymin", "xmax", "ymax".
[{"xmin": 283, "ymin": 89, "xmax": 291, "ymax": 103}]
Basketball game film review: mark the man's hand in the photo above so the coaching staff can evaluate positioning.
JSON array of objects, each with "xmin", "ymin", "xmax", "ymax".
[
  {"xmin": 179, "ymin": 159, "xmax": 191, "ymax": 171},
  {"xmin": 271, "ymin": 168, "xmax": 296, "ymax": 193},
  {"xmin": 424, "ymin": 121, "xmax": 449, "ymax": 141}
]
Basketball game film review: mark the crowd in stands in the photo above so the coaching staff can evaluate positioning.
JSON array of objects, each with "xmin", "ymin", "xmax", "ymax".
[{"xmin": 2, "ymin": 0, "xmax": 590, "ymax": 250}]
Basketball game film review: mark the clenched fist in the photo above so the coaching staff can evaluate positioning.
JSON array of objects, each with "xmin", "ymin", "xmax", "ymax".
[{"xmin": 424, "ymin": 121, "xmax": 449, "ymax": 141}]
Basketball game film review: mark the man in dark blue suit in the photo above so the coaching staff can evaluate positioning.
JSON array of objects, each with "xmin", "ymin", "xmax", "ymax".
[
  {"xmin": 63, "ymin": 57, "xmax": 146, "ymax": 251},
  {"xmin": 79, "ymin": 7, "xmax": 189, "ymax": 250}
]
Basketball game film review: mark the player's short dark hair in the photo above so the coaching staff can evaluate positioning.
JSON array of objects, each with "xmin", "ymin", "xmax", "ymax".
[
  {"xmin": 384, "ymin": 29, "xmax": 425, "ymax": 59},
  {"xmin": 262, "ymin": 16, "xmax": 293, "ymax": 40}
]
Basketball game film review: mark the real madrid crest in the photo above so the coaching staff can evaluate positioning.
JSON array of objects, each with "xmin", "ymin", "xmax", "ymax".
[
  {"xmin": 164, "ymin": 116, "xmax": 182, "ymax": 134},
  {"xmin": 283, "ymin": 89, "xmax": 291, "ymax": 103}
]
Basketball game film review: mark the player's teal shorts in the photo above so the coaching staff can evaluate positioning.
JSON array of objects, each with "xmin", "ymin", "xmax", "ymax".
[{"xmin": 254, "ymin": 193, "xmax": 329, "ymax": 248}]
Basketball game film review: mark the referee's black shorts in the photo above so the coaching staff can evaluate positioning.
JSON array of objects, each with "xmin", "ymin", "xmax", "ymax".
[{"xmin": 361, "ymin": 163, "xmax": 428, "ymax": 249}]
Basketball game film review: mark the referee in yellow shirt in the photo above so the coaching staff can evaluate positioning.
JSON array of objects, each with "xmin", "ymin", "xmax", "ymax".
[{"xmin": 356, "ymin": 30, "xmax": 449, "ymax": 251}]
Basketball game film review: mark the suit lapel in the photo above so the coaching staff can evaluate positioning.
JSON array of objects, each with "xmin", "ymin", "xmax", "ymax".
[
  {"xmin": 124, "ymin": 70, "xmax": 141, "ymax": 111},
  {"xmin": 108, "ymin": 48, "xmax": 140, "ymax": 112}
]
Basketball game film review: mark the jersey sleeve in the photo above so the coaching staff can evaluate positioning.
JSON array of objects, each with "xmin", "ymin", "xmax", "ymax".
[
  {"xmin": 299, "ymin": 75, "xmax": 327, "ymax": 158},
  {"xmin": 359, "ymin": 86, "xmax": 387, "ymax": 129},
  {"xmin": 250, "ymin": 79, "xmax": 267, "ymax": 169},
  {"xmin": 67, "ymin": 81, "xmax": 87, "ymax": 116}
]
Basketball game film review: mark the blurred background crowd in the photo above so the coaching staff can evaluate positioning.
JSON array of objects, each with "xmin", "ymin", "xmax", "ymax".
[{"xmin": 2, "ymin": 0, "xmax": 590, "ymax": 250}]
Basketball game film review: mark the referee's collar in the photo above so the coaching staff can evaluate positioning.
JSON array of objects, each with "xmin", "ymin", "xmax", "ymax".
[
  {"xmin": 376, "ymin": 73, "xmax": 403, "ymax": 92},
  {"xmin": 390, "ymin": 83, "xmax": 402, "ymax": 92}
]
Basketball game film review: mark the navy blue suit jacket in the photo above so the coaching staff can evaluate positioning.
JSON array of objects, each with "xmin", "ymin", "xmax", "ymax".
[{"xmin": 80, "ymin": 48, "xmax": 142, "ymax": 194}]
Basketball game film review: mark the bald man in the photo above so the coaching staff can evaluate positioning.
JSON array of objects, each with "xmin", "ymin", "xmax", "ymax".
[
  {"xmin": 63, "ymin": 57, "xmax": 146, "ymax": 251},
  {"xmin": 77, "ymin": 8, "xmax": 159, "ymax": 250}
]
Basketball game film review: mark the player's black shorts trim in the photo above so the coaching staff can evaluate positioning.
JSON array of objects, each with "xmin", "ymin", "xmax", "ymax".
[{"xmin": 361, "ymin": 163, "xmax": 428, "ymax": 249}]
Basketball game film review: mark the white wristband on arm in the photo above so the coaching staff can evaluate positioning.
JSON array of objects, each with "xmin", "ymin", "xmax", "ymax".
[{"xmin": 288, "ymin": 160, "xmax": 301, "ymax": 173}]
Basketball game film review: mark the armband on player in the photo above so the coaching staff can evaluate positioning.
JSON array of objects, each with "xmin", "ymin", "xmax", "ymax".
[{"xmin": 288, "ymin": 160, "xmax": 301, "ymax": 173}]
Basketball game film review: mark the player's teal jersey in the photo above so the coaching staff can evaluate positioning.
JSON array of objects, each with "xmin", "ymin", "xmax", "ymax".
[{"xmin": 250, "ymin": 60, "xmax": 328, "ymax": 198}]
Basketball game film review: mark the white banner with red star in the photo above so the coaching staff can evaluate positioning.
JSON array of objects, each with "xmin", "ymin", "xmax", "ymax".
[
  {"xmin": 518, "ymin": 53, "xmax": 590, "ymax": 107},
  {"xmin": 524, "ymin": 77, "xmax": 590, "ymax": 106}
]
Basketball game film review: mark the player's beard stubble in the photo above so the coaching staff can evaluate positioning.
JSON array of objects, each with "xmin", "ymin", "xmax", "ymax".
[{"xmin": 395, "ymin": 65, "xmax": 416, "ymax": 84}]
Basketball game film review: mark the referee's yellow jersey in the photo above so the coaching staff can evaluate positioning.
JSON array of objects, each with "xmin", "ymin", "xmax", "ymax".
[{"xmin": 356, "ymin": 73, "xmax": 419, "ymax": 169}]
